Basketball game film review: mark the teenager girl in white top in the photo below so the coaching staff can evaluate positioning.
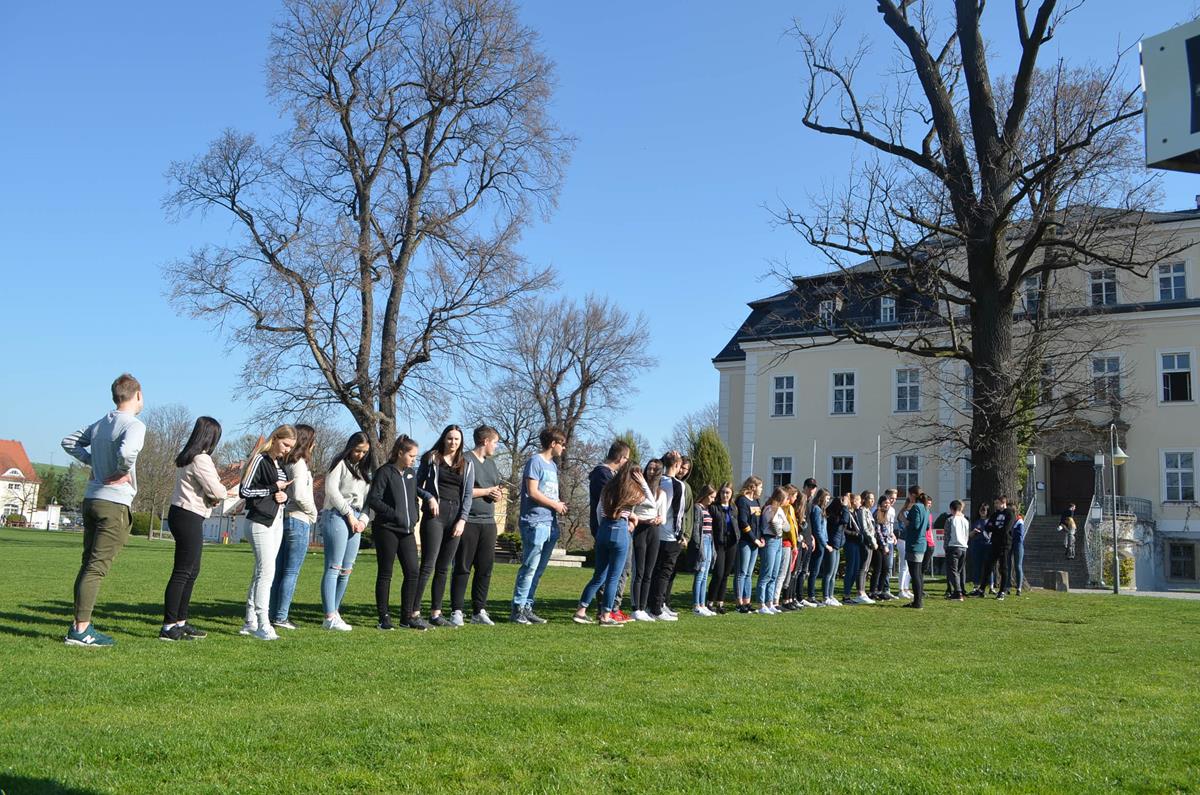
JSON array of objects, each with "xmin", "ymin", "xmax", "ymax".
[{"xmin": 320, "ymin": 432, "xmax": 372, "ymax": 631}]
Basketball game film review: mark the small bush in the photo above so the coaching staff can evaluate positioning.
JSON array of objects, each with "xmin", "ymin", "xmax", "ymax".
[
  {"xmin": 4, "ymin": 514, "xmax": 27, "ymax": 526},
  {"xmin": 1102, "ymin": 551, "xmax": 1135, "ymax": 587},
  {"xmin": 131, "ymin": 512, "xmax": 156, "ymax": 536},
  {"xmin": 497, "ymin": 531, "xmax": 522, "ymax": 556}
]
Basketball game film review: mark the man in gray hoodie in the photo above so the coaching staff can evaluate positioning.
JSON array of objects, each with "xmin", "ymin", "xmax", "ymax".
[{"xmin": 61, "ymin": 373, "xmax": 146, "ymax": 647}]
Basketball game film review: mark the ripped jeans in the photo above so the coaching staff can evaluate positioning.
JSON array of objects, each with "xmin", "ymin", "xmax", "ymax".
[{"xmin": 320, "ymin": 509, "xmax": 364, "ymax": 615}]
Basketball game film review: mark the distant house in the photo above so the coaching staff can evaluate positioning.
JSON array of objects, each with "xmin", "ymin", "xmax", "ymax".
[{"xmin": 0, "ymin": 440, "xmax": 40, "ymax": 521}]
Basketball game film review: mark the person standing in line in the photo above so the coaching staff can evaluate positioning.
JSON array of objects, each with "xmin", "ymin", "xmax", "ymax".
[
  {"xmin": 451, "ymin": 426, "xmax": 503, "ymax": 627},
  {"xmin": 367, "ymin": 435, "xmax": 432, "ymax": 630},
  {"xmin": 413, "ymin": 425, "xmax": 474, "ymax": 628},
  {"xmin": 776, "ymin": 485, "xmax": 801, "ymax": 610},
  {"xmin": 901, "ymin": 488, "xmax": 931, "ymax": 609},
  {"xmin": 573, "ymin": 463, "xmax": 654, "ymax": 627},
  {"xmin": 269, "ymin": 423, "xmax": 317, "ymax": 631},
  {"xmin": 820, "ymin": 493, "xmax": 850, "ymax": 607},
  {"xmin": 511, "ymin": 427, "xmax": 568, "ymax": 625},
  {"xmin": 974, "ymin": 496, "xmax": 1016, "ymax": 600},
  {"xmin": 629, "ymin": 459, "xmax": 667, "ymax": 621},
  {"xmin": 805, "ymin": 489, "xmax": 831, "ymax": 606},
  {"xmin": 869, "ymin": 492, "xmax": 897, "ymax": 601},
  {"xmin": 318, "ymin": 432, "xmax": 372, "ymax": 631},
  {"xmin": 944, "ymin": 500, "xmax": 969, "ymax": 600},
  {"xmin": 588, "ymin": 440, "xmax": 631, "ymax": 621},
  {"xmin": 160, "ymin": 415, "xmax": 233, "ymax": 641},
  {"xmin": 754, "ymin": 486, "xmax": 788, "ymax": 614},
  {"xmin": 61, "ymin": 373, "xmax": 147, "ymax": 648},
  {"xmin": 650, "ymin": 452, "xmax": 689, "ymax": 621},
  {"xmin": 1059, "ymin": 503, "xmax": 1077, "ymax": 560},
  {"xmin": 1010, "ymin": 512, "xmax": 1027, "ymax": 596},
  {"xmin": 841, "ymin": 492, "xmax": 865, "ymax": 603},
  {"xmin": 734, "ymin": 476, "xmax": 765, "ymax": 613},
  {"xmin": 238, "ymin": 426, "xmax": 297, "ymax": 640},
  {"xmin": 849, "ymin": 490, "xmax": 877, "ymax": 604},
  {"xmin": 793, "ymin": 479, "xmax": 817, "ymax": 608},
  {"xmin": 969, "ymin": 503, "xmax": 993, "ymax": 593},
  {"xmin": 706, "ymin": 483, "xmax": 738, "ymax": 614},
  {"xmin": 664, "ymin": 455, "xmax": 695, "ymax": 610},
  {"xmin": 689, "ymin": 485, "xmax": 718, "ymax": 616}
]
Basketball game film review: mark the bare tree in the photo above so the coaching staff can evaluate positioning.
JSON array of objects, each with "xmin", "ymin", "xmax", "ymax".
[
  {"xmin": 216, "ymin": 433, "xmax": 262, "ymax": 469},
  {"xmin": 462, "ymin": 375, "xmax": 541, "ymax": 532},
  {"xmin": 164, "ymin": 0, "xmax": 571, "ymax": 469},
  {"xmin": 135, "ymin": 404, "xmax": 194, "ymax": 518},
  {"xmin": 661, "ymin": 401, "xmax": 720, "ymax": 454},
  {"xmin": 776, "ymin": 3, "xmax": 1179, "ymax": 504}
]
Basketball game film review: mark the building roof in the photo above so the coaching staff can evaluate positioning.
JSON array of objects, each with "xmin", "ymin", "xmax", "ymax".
[{"xmin": 0, "ymin": 440, "xmax": 41, "ymax": 483}]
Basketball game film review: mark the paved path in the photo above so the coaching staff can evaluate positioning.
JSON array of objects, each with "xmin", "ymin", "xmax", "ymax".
[{"xmin": 1069, "ymin": 588, "xmax": 1200, "ymax": 601}]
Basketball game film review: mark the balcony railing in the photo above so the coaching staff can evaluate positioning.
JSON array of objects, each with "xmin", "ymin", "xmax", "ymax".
[{"xmin": 1100, "ymin": 495, "xmax": 1153, "ymax": 522}]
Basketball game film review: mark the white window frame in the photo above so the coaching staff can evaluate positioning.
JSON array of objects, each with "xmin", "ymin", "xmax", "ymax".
[
  {"xmin": 1157, "ymin": 349, "xmax": 1195, "ymax": 405},
  {"xmin": 771, "ymin": 456, "xmax": 793, "ymax": 489},
  {"xmin": 1022, "ymin": 274, "xmax": 1042, "ymax": 316},
  {"xmin": 771, "ymin": 374, "xmax": 795, "ymax": 418},
  {"xmin": 1090, "ymin": 354, "xmax": 1123, "ymax": 406},
  {"xmin": 1089, "ymin": 268, "xmax": 1118, "ymax": 307},
  {"xmin": 879, "ymin": 296, "xmax": 897, "ymax": 324},
  {"xmin": 895, "ymin": 454, "xmax": 920, "ymax": 495},
  {"xmin": 830, "ymin": 370, "xmax": 857, "ymax": 416},
  {"xmin": 1166, "ymin": 541, "xmax": 1198, "ymax": 582},
  {"xmin": 1161, "ymin": 449, "xmax": 1197, "ymax": 504},
  {"xmin": 1158, "ymin": 262, "xmax": 1187, "ymax": 302},
  {"xmin": 818, "ymin": 299, "xmax": 835, "ymax": 328},
  {"xmin": 894, "ymin": 367, "xmax": 921, "ymax": 413},
  {"xmin": 830, "ymin": 455, "xmax": 854, "ymax": 497}
]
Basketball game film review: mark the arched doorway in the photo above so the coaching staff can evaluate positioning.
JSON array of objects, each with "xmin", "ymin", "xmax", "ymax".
[{"xmin": 1049, "ymin": 453, "xmax": 1096, "ymax": 515}]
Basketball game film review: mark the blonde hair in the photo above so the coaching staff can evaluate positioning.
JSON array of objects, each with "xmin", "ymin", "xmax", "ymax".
[
  {"xmin": 739, "ymin": 476, "xmax": 763, "ymax": 496},
  {"xmin": 240, "ymin": 425, "xmax": 296, "ymax": 486}
]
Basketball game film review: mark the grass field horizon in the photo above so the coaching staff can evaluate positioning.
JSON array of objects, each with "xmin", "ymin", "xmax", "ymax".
[{"xmin": 1, "ymin": 527, "xmax": 1198, "ymax": 794}]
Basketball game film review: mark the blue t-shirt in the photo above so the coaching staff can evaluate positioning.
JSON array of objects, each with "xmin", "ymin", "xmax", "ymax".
[{"xmin": 519, "ymin": 454, "xmax": 559, "ymax": 525}]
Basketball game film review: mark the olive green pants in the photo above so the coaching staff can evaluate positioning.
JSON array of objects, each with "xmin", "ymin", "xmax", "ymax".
[{"xmin": 73, "ymin": 498, "xmax": 133, "ymax": 623}]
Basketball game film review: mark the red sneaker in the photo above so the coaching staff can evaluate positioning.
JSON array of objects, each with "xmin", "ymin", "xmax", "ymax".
[{"xmin": 612, "ymin": 609, "xmax": 632, "ymax": 623}]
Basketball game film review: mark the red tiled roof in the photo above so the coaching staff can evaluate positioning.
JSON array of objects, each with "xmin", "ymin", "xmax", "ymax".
[{"xmin": 0, "ymin": 440, "xmax": 40, "ymax": 484}]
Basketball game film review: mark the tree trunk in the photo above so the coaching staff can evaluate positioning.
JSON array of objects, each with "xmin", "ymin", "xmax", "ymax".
[{"xmin": 968, "ymin": 238, "xmax": 1020, "ymax": 508}]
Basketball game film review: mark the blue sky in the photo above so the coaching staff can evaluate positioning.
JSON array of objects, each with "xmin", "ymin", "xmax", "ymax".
[{"xmin": 3, "ymin": 1, "xmax": 1198, "ymax": 465}]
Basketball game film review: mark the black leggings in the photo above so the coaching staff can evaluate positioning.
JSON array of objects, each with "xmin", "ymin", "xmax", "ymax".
[
  {"xmin": 907, "ymin": 556, "xmax": 925, "ymax": 607},
  {"xmin": 451, "ymin": 520, "xmax": 496, "ymax": 614},
  {"xmin": 630, "ymin": 525, "xmax": 660, "ymax": 612},
  {"xmin": 164, "ymin": 505, "xmax": 205, "ymax": 624},
  {"xmin": 415, "ymin": 499, "xmax": 462, "ymax": 614},
  {"xmin": 651, "ymin": 540, "xmax": 682, "ymax": 614},
  {"xmin": 375, "ymin": 528, "xmax": 419, "ymax": 619},
  {"xmin": 871, "ymin": 544, "xmax": 893, "ymax": 595},
  {"xmin": 708, "ymin": 539, "xmax": 737, "ymax": 603}
]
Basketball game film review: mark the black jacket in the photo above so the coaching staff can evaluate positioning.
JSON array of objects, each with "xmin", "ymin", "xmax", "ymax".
[
  {"xmin": 415, "ymin": 454, "xmax": 474, "ymax": 523},
  {"xmin": 239, "ymin": 453, "xmax": 287, "ymax": 525},
  {"xmin": 711, "ymin": 503, "xmax": 738, "ymax": 546},
  {"xmin": 368, "ymin": 463, "xmax": 433, "ymax": 536}
]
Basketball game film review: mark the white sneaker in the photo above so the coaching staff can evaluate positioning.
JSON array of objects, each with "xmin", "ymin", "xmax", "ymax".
[
  {"xmin": 899, "ymin": 590, "xmax": 913, "ymax": 599},
  {"xmin": 770, "ymin": 605, "xmax": 783, "ymax": 614},
  {"xmin": 252, "ymin": 626, "xmax": 278, "ymax": 641},
  {"xmin": 824, "ymin": 597, "xmax": 842, "ymax": 607},
  {"xmin": 845, "ymin": 596, "xmax": 862, "ymax": 605},
  {"xmin": 632, "ymin": 610, "xmax": 656, "ymax": 622},
  {"xmin": 756, "ymin": 606, "xmax": 773, "ymax": 615},
  {"xmin": 238, "ymin": 621, "xmax": 256, "ymax": 636},
  {"xmin": 663, "ymin": 606, "xmax": 678, "ymax": 618},
  {"xmin": 859, "ymin": 594, "xmax": 875, "ymax": 604},
  {"xmin": 653, "ymin": 611, "xmax": 678, "ymax": 622},
  {"xmin": 450, "ymin": 610, "xmax": 464, "ymax": 628},
  {"xmin": 693, "ymin": 606, "xmax": 709, "ymax": 616},
  {"xmin": 323, "ymin": 616, "xmax": 352, "ymax": 631},
  {"xmin": 800, "ymin": 599, "xmax": 817, "ymax": 608},
  {"xmin": 470, "ymin": 610, "xmax": 495, "ymax": 626},
  {"xmin": 702, "ymin": 606, "xmax": 717, "ymax": 616}
]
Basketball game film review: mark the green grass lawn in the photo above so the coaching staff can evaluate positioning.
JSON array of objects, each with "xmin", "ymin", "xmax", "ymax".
[{"xmin": 1, "ymin": 528, "xmax": 1198, "ymax": 794}]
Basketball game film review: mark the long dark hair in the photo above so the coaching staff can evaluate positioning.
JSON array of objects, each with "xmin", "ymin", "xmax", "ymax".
[
  {"xmin": 601, "ymin": 462, "xmax": 647, "ymax": 519},
  {"xmin": 286, "ymin": 424, "xmax": 316, "ymax": 465},
  {"xmin": 387, "ymin": 434, "xmax": 419, "ymax": 466},
  {"xmin": 175, "ymin": 416, "xmax": 222, "ymax": 468},
  {"xmin": 643, "ymin": 459, "xmax": 664, "ymax": 498},
  {"xmin": 329, "ymin": 431, "xmax": 371, "ymax": 482},
  {"xmin": 423, "ymin": 424, "xmax": 465, "ymax": 472}
]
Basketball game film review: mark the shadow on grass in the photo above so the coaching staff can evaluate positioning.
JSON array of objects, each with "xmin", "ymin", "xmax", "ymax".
[{"xmin": 0, "ymin": 774, "xmax": 101, "ymax": 794}]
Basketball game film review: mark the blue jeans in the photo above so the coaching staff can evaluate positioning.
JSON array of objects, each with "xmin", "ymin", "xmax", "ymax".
[
  {"xmin": 843, "ymin": 542, "xmax": 863, "ymax": 598},
  {"xmin": 755, "ymin": 536, "xmax": 782, "ymax": 603},
  {"xmin": 1009, "ymin": 542, "xmax": 1025, "ymax": 590},
  {"xmin": 513, "ymin": 519, "xmax": 559, "ymax": 609},
  {"xmin": 320, "ymin": 510, "xmax": 363, "ymax": 614},
  {"xmin": 735, "ymin": 541, "xmax": 759, "ymax": 601},
  {"xmin": 822, "ymin": 547, "xmax": 841, "ymax": 600},
  {"xmin": 580, "ymin": 518, "xmax": 631, "ymax": 614},
  {"xmin": 692, "ymin": 534, "xmax": 714, "ymax": 606},
  {"xmin": 807, "ymin": 543, "xmax": 825, "ymax": 600},
  {"xmin": 269, "ymin": 516, "xmax": 311, "ymax": 622}
]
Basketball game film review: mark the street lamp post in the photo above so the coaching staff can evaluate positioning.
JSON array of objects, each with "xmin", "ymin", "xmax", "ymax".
[{"xmin": 1108, "ymin": 423, "xmax": 1129, "ymax": 595}]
